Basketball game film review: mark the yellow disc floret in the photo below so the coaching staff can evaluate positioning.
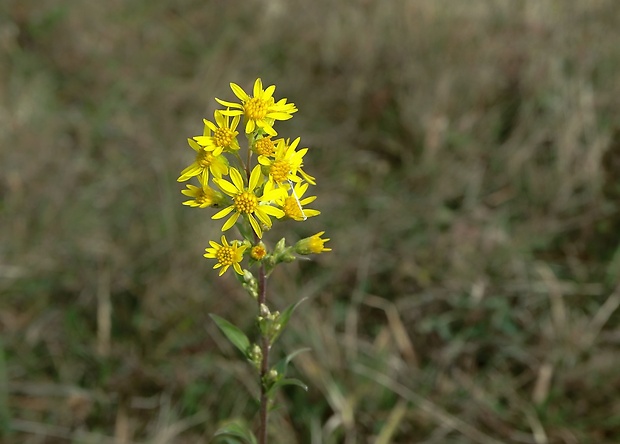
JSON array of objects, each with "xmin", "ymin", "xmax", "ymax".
[
  {"xmin": 177, "ymin": 139, "xmax": 229, "ymax": 183},
  {"xmin": 216, "ymin": 245, "xmax": 235, "ymax": 266},
  {"xmin": 204, "ymin": 235, "xmax": 247, "ymax": 276},
  {"xmin": 213, "ymin": 127, "xmax": 237, "ymax": 148},
  {"xmin": 244, "ymin": 97, "xmax": 269, "ymax": 120},
  {"xmin": 258, "ymin": 137, "xmax": 315, "ymax": 186},
  {"xmin": 234, "ymin": 191, "xmax": 258, "ymax": 214},
  {"xmin": 251, "ymin": 245, "xmax": 267, "ymax": 261},
  {"xmin": 181, "ymin": 184, "xmax": 226, "ymax": 208},
  {"xmin": 192, "ymin": 111, "xmax": 240, "ymax": 156},
  {"xmin": 277, "ymin": 182, "xmax": 320, "ymax": 221},
  {"xmin": 215, "ymin": 78, "xmax": 298, "ymax": 136},
  {"xmin": 270, "ymin": 159, "xmax": 292, "ymax": 184},
  {"xmin": 212, "ymin": 165, "xmax": 286, "ymax": 238},
  {"xmin": 282, "ymin": 195, "xmax": 304, "ymax": 220},
  {"xmin": 197, "ymin": 150, "xmax": 215, "ymax": 168},
  {"xmin": 254, "ymin": 137, "xmax": 276, "ymax": 157}
]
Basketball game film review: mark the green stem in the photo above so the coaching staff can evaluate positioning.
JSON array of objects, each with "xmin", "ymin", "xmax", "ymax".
[
  {"xmin": 245, "ymin": 133, "xmax": 255, "ymax": 179},
  {"xmin": 232, "ymin": 151, "xmax": 246, "ymax": 177},
  {"xmin": 257, "ymin": 261, "xmax": 269, "ymax": 444},
  {"xmin": 245, "ymin": 131, "xmax": 269, "ymax": 443}
]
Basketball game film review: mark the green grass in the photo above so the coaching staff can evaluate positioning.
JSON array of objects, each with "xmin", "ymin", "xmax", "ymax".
[{"xmin": 2, "ymin": 0, "xmax": 620, "ymax": 442}]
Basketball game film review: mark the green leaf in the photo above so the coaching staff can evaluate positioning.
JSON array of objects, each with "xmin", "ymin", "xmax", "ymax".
[
  {"xmin": 271, "ymin": 297, "xmax": 308, "ymax": 344},
  {"xmin": 267, "ymin": 377, "xmax": 308, "ymax": 398},
  {"xmin": 234, "ymin": 218, "xmax": 253, "ymax": 242},
  {"xmin": 209, "ymin": 314, "xmax": 250, "ymax": 357},
  {"xmin": 274, "ymin": 347, "xmax": 311, "ymax": 376},
  {"xmin": 213, "ymin": 419, "xmax": 257, "ymax": 444}
]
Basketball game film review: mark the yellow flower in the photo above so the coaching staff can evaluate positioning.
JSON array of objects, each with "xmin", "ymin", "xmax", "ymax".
[
  {"xmin": 181, "ymin": 183, "xmax": 227, "ymax": 208},
  {"xmin": 215, "ymin": 78, "xmax": 298, "ymax": 136},
  {"xmin": 204, "ymin": 235, "xmax": 247, "ymax": 276},
  {"xmin": 192, "ymin": 110, "xmax": 240, "ymax": 156},
  {"xmin": 212, "ymin": 165, "xmax": 286, "ymax": 238},
  {"xmin": 252, "ymin": 136, "xmax": 278, "ymax": 157},
  {"xmin": 250, "ymin": 244, "xmax": 267, "ymax": 261},
  {"xmin": 177, "ymin": 138, "xmax": 229, "ymax": 184},
  {"xmin": 294, "ymin": 232, "xmax": 331, "ymax": 255},
  {"xmin": 278, "ymin": 182, "xmax": 320, "ymax": 221},
  {"xmin": 258, "ymin": 137, "xmax": 315, "ymax": 187}
]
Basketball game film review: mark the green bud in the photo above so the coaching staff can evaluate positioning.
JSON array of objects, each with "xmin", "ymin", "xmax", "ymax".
[
  {"xmin": 274, "ymin": 238, "xmax": 287, "ymax": 255},
  {"xmin": 240, "ymin": 269, "xmax": 258, "ymax": 299},
  {"xmin": 248, "ymin": 344, "xmax": 262, "ymax": 370}
]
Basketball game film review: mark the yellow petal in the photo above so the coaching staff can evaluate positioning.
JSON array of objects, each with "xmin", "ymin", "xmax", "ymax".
[
  {"xmin": 212, "ymin": 205, "xmax": 234, "ymax": 220},
  {"xmin": 177, "ymin": 163, "xmax": 201, "ymax": 182},
  {"xmin": 253, "ymin": 78, "xmax": 263, "ymax": 97},
  {"xmin": 219, "ymin": 109, "xmax": 243, "ymax": 116},
  {"xmin": 249, "ymin": 165, "xmax": 262, "ymax": 190},
  {"xmin": 248, "ymin": 214, "xmax": 263, "ymax": 238},
  {"xmin": 215, "ymin": 98, "xmax": 243, "ymax": 109},
  {"xmin": 245, "ymin": 119, "xmax": 256, "ymax": 134},
  {"xmin": 214, "ymin": 178, "xmax": 238, "ymax": 196},
  {"xmin": 231, "ymin": 83, "xmax": 250, "ymax": 101},
  {"xmin": 260, "ymin": 205, "xmax": 285, "ymax": 218},
  {"xmin": 263, "ymin": 85, "xmax": 275, "ymax": 100},
  {"xmin": 229, "ymin": 167, "xmax": 245, "ymax": 191},
  {"xmin": 188, "ymin": 138, "xmax": 203, "ymax": 151},
  {"xmin": 221, "ymin": 212, "xmax": 239, "ymax": 231}
]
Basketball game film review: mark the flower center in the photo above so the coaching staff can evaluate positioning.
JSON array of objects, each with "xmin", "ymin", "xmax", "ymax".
[
  {"xmin": 283, "ymin": 196, "xmax": 303, "ymax": 219},
  {"xmin": 195, "ymin": 189, "xmax": 210, "ymax": 205},
  {"xmin": 251, "ymin": 245, "xmax": 267, "ymax": 260},
  {"xmin": 234, "ymin": 191, "xmax": 258, "ymax": 214},
  {"xmin": 270, "ymin": 159, "xmax": 291, "ymax": 183},
  {"xmin": 197, "ymin": 150, "xmax": 215, "ymax": 168},
  {"xmin": 244, "ymin": 97, "xmax": 269, "ymax": 120},
  {"xmin": 213, "ymin": 127, "xmax": 236, "ymax": 148},
  {"xmin": 254, "ymin": 137, "xmax": 275, "ymax": 157},
  {"xmin": 216, "ymin": 246, "xmax": 235, "ymax": 266}
]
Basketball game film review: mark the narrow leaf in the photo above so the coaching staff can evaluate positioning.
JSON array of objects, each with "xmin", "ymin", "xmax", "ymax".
[
  {"xmin": 267, "ymin": 377, "xmax": 308, "ymax": 398},
  {"xmin": 272, "ymin": 297, "xmax": 308, "ymax": 343},
  {"xmin": 213, "ymin": 420, "xmax": 257, "ymax": 444},
  {"xmin": 209, "ymin": 314, "xmax": 250, "ymax": 357},
  {"xmin": 274, "ymin": 347, "xmax": 311, "ymax": 376}
]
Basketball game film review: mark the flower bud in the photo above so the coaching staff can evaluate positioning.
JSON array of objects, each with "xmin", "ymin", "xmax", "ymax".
[{"xmin": 294, "ymin": 231, "xmax": 331, "ymax": 255}]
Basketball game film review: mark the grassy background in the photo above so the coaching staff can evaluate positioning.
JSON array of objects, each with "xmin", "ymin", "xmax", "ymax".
[{"xmin": 2, "ymin": 0, "xmax": 620, "ymax": 442}]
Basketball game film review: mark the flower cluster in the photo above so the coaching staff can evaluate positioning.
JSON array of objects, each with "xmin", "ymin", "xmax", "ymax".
[{"xmin": 179, "ymin": 79, "xmax": 330, "ymax": 277}]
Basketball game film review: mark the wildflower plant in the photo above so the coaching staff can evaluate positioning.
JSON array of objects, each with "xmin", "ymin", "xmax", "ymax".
[{"xmin": 178, "ymin": 79, "xmax": 330, "ymax": 443}]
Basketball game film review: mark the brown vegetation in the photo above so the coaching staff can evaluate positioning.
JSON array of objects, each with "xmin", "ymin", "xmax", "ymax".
[{"xmin": 1, "ymin": 0, "xmax": 620, "ymax": 442}]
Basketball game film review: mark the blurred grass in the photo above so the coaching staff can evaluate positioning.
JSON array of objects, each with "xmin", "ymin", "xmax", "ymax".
[{"xmin": 1, "ymin": 0, "xmax": 620, "ymax": 442}]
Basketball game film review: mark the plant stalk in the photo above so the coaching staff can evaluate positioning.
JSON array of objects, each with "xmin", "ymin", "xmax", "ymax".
[
  {"xmin": 257, "ymin": 261, "xmax": 269, "ymax": 444},
  {"xmin": 247, "ymin": 136, "xmax": 269, "ymax": 444}
]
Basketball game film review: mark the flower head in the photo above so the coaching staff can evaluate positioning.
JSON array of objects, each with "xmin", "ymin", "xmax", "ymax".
[
  {"xmin": 180, "ymin": 79, "xmax": 328, "ymax": 277},
  {"xmin": 278, "ymin": 182, "xmax": 320, "ymax": 221},
  {"xmin": 258, "ymin": 137, "xmax": 315, "ymax": 187},
  {"xmin": 250, "ymin": 244, "xmax": 267, "ymax": 261},
  {"xmin": 181, "ymin": 183, "xmax": 227, "ymax": 208},
  {"xmin": 253, "ymin": 136, "xmax": 278, "ymax": 157},
  {"xmin": 178, "ymin": 138, "xmax": 229, "ymax": 184},
  {"xmin": 215, "ymin": 78, "xmax": 298, "ymax": 136},
  {"xmin": 204, "ymin": 235, "xmax": 247, "ymax": 276},
  {"xmin": 192, "ymin": 111, "xmax": 241, "ymax": 156},
  {"xmin": 294, "ymin": 231, "xmax": 331, "ymax": 255},
  {"xmin": 212, "ymin": 165, "xmax": 286, "ymax": 238}
]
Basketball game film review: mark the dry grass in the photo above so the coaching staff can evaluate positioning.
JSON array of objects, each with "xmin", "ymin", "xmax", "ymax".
[{"xmin": 1, "ymin": 0, "xmax": 620, "ymax": 442}]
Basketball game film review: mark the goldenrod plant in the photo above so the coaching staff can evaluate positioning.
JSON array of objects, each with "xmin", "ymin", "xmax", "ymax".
[{"xmin": 178, "ymin": 79, "xmax": 330, "ymax": 444}]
